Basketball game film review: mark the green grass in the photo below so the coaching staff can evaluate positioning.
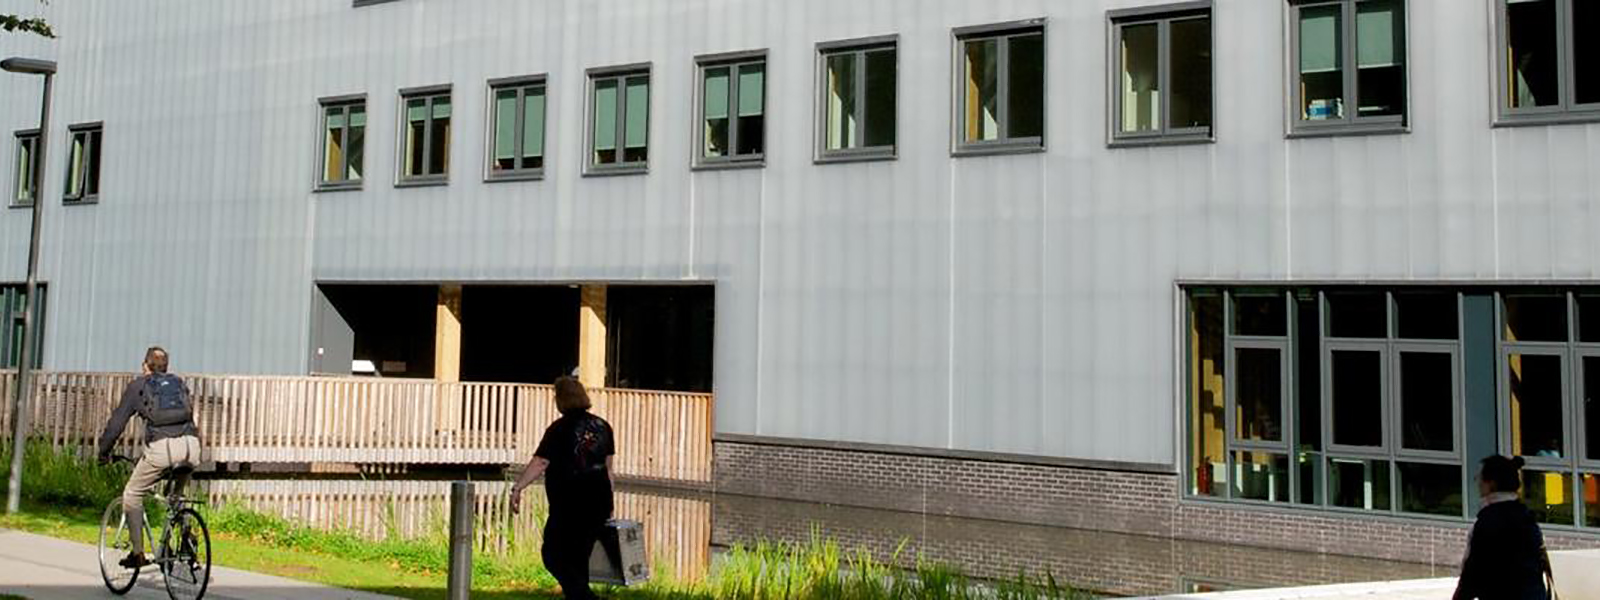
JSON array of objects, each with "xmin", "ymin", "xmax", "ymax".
[{"xmin": 1, "ymin": 442, "xmax": 1089, "ymax": 599}]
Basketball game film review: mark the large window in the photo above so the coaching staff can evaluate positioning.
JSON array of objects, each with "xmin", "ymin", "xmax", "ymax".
[
  {"xmin": 587, "ymin": 65, "xmax": 650, "ymax": 175},
  {"xmin": 697, "ymin": 51, "xmax": 766, "ymax": 167},
  {"xmin": 399, "ymin": 86, "xmax": 451, "ymax": 184},
  {"xmin": 11, "ymin": 130, "xmax": 37, "ymax": 207},
  {"xmin": 318, "ymin": 96, "xmax": 365, "ymax": 190},
  {"xmin": 486, "ymin": 76, "xmax": 547, "ymax": 181},
  {"xmin": 1497, "ymin": 0, "xmax": 1600, "ymax": 124},
  {"xmin": 63, "ymin": 123, "xmax": 102, "ymax": 204},
  {"xmin": 0, "ymin": 285, "xmax": 44, "ymax": 369},
  {"xmin": 1109, "ymin": 3, "xmax": 1213, "ymax": 144},
  {"xmin": 1289, "ymin": 0, "xmax": 1408, "ymax": 135},
  {"xmin": 953, "ymin": 21, "xmax": 1046, "ymax": 154},
  {"xmin": 817, "ymin": 36, "xmax": 897, "ymax": 161}
]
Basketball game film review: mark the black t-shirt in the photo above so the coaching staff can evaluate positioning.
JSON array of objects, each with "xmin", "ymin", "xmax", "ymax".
[{"xmin": 535, "ymin": 411, "xmax": 615, "ymax": 520}]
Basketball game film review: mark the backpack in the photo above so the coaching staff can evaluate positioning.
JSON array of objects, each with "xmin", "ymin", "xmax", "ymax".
[{"xmin": 139, "ymin": 373, "xmax": 192, "ymax": 427}]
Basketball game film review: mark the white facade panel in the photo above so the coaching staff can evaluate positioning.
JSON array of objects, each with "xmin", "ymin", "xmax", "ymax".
[{"xmin": 2, "ymin": 0, "xmax": 1598, "ymax": 467}]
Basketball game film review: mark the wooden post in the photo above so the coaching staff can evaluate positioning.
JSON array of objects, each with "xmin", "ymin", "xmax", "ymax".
[
  {"xmin": 435, "ymin": 284, "xmax": 464, "ymax": 383},
  {"xmin": 578, "ymin": 285, "xmax": 607, "ymax": 387}
]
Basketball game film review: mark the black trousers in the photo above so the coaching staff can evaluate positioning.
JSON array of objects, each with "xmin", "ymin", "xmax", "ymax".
[{"xmin": 542, "ymin": 513, "xmax": 607, "ymax": 600}]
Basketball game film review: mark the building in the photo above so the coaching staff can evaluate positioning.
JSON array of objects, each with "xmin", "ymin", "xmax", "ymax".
[{"xmin": 4, "ymin": 0, "xmax": 1600, "ymax": 564}]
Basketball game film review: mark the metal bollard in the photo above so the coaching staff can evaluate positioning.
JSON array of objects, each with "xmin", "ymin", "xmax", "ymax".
[{"xmin": 447, "ymin": 481, "xmax": 474, "ymax": 600}]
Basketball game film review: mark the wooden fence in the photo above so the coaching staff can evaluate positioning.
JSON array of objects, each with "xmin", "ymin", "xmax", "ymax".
[{"xmin": 0, "ymin": 371, "xmax": 713, "ymax": 484}]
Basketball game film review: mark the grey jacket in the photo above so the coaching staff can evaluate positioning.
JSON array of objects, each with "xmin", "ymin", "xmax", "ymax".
[{"xmin": 96, "ymin": 374, "xmax": 200, "ymax": 457}]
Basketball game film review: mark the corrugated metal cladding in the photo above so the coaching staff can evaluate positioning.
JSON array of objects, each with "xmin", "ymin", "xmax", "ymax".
[{"xmin": 1, "ymin": 0, "xmax": 1598, "ymax": 466}]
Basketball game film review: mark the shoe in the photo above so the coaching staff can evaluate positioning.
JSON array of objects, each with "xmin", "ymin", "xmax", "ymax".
[{"xmin": 119, "ymin": 553, "xmax": 151, "ymax": 569}]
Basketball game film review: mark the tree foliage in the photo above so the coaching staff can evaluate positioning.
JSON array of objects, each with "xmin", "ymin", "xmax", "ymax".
[{"xmin": 2, "ymin": 1, "xmax": 53, "ymax": 39}]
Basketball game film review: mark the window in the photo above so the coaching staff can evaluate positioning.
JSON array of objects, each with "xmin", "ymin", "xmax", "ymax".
[
  {"xmin": 817, "ymin": 37, "xmax": 897, "ymax": 161},
  {"xmin": 697, "ymin": 51, "xmax": 766, "ymax": 167},
  {"xmin": 318, "ymin": 96, "xmax": 365, "ymax": 190},
  {"xmin": 399, "ymin": 87, "xmax": 451, "ymax": 184},
  {"xmin": 0, "ymin": 285, "xmax": 44, "ymax": 369},
  {"xmin": 953, "ymin": 21, "xmax": 1046, "ymax": 154},
  {"xmin": 1497, "ymin": 0, "xmax": 1600, "ymax": 123},
  {"xmin": 63, "ymin": 123, "xmax": 102, "ymax": 203},
  {"xmin": 11, "ymin": 130, "xmax": 37, "ymax": 207},
  {"xmin": 1109, "ymin": 3, "xmax": 1213, "ymax": 144},
  {"xmin": 1289, "ymin": 0, "xmax": 1408, "ymax": 135},
  {"xmin": 486, "ymin": 76, "xmax": 547, "ymax": 181},
  {"xmin": 587, "ymin": 65, "xmax": 650, "ymax": 174}
]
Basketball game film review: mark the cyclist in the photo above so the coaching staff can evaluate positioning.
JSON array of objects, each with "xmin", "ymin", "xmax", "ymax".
[{"xmin": 96, "ymin": 347, "xmax": 203, "ymax": 569}]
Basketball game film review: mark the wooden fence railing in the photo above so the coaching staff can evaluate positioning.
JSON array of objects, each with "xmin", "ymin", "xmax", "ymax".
[{"xmin": 0, "ymin": 371, "xmax": 713, "ymax": 484}]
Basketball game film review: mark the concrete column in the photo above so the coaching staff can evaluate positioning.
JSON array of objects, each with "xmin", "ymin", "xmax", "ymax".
[
  {"xmin": 435, "ymin": 284, "xmax": 463, "ymax": 382},
  {"xmin": 578, "ymin": 285, "xmax": 607, "ymax": 387}
]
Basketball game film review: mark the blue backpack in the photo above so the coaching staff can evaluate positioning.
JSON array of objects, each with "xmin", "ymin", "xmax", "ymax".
[{"xmin": 139, "ymin": 373, "xmax": 192, "ymax": 427}]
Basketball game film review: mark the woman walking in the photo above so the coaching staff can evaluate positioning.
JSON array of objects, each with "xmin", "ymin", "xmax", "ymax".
[
  {"xmin": 1454, "ymin": 455, "xmax": 1554, "ymax": 600},
  {"xmin": 511, "ymin": 376, "xmax": 616, "ymax": 600}
]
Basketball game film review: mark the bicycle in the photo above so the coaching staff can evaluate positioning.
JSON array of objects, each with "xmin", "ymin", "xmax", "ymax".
[{"xmin": 97, "ymin": 455, "xmax": 212, "ymax": 600}]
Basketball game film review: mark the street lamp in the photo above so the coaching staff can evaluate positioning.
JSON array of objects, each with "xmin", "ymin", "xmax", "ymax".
[{"xmin": 3, "ymin": 56, "xmax": 56, "ymax": 515}]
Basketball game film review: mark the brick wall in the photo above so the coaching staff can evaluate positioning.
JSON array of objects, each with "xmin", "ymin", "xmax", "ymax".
[{"xmin": 714, "ymin": 438, "xmax": 1600, "ymax": 571}]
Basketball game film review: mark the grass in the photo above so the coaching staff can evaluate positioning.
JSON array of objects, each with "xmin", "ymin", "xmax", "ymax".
[{"xmin": 0, "ymin": 442, "xmax": 1089, "ymax": 599}]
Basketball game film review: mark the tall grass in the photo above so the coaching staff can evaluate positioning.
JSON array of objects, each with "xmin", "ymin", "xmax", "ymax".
[{"xmin": 0, "ymin": 440, "xmax": 130, "ymax": 508}]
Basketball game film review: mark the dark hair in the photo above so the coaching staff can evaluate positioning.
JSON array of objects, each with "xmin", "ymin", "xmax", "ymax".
[
  {"xmin": 553, "ymin": 376, "xmax": 592, "ymax": 414},
  {"xmin": 144, "ymin": 346, "xmax": 170, "ymax": 374},
  {"xmin": 1481, "ymin": 455, "xmax": 1525, "ymax": 493}
]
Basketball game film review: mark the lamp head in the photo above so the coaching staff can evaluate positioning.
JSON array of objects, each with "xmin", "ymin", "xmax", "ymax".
[{"xmin": 1, "ymin": 58, "xmax": 57, "ymax": 75}]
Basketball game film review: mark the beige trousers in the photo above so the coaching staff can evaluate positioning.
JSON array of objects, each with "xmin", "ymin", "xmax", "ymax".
[{"xmin": 122, "ymin": 435, "xmax": 201, "ymax": 555}]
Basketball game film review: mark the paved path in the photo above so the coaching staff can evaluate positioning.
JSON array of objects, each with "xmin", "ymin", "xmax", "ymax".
[
  {"xmin": 0, "ymin": 530, "xmax": 400, "ymax": 600},
  {"xmin": 1130, "ymin": 578, "xmax": 1458, "ymax": 600}
]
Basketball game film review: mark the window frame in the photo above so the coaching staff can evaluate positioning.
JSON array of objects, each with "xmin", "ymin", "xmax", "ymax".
[
  {"xmin": 694, "ymin": 49, "xmax": 768, "ymax": 170},
  {"xmin": 396, "ymin": 84, "xmax": 452, "ymax": 187},
  {"xmin": 1286, "ymin": 0, "xmax": 1411, "ymax": 138},
  {"xmin": 1107, "ymin": 1, "xmax": 1215, "ymax": 147},
  {"xmin": 950, "ymin": 19, "xmax": 1049, "ymax": 156},
  {"xmin": 62, "ymin": 122, "xmax": 103, "ymax": 205},
  {"xmin": 585, "ymin": 63, "xmax": 652, "ymax": 177},
  {"xmin": 10, "ymin": 129, "xmax": 38, "ymax": 208},
  {"xmin": 815, "ymin": 35, "xmax": 899, "ymax": 163},
  {"xmin": 484, "ymin": 74, "xmax": 549, "ymax": 183},
  {"xmin": 1493, "ymin": 0, "xmax": 1600, "ymax": 126},
  {"xmin": 352, "ymin": 0, "xmax": 402, "ymax": 6},
  {"xmin": 316, "ymin": 94, "xmax": 366, "ymax": 192}
]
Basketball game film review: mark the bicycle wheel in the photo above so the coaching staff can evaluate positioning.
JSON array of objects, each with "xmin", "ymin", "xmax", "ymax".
[
  {"xmin": 161, "ymin": 508, "xmax": 211, "ymax": 600},
  {"xmin": 97, "ymin": 499, "xmax": 141, "ymax": 595}
]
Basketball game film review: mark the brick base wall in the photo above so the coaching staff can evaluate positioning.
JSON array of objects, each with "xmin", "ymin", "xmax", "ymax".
[{"xmin": 713, "ymin": 438, "xmax": 1600, "ymax": 570}]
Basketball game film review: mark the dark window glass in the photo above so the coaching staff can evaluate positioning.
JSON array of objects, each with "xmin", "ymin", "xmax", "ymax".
[
  {"xmin": 1399, "ymin": 352, "xmax": 1454, "ymax": 453},
  {"xmin": 1506, "ymin": 0, "xmax": 1560, "ymax": 108},
  {"xmin": 1331, "ymin": 349, "xmax": 1384, "ymax": 447},
  {"xmin": 1297, "ymin": 293, "xmax": 1323, "ymax": 453},
  {"xmin": 1585, "ymin": 474, "xmax": 1600, "ymax": 527},
  {"xmin": 1524, "ymin": 469, "xmax": 1574, "ymax": 525},
  {"xmin": 734, "ymin": 63, "xmax": 765, "ymax": 157},
  {"xmin": 1504, "ymin": 294, "xmax": 1568, "ymax": 342},
  {"xmin": 863, "ymin": 49, "xmax": 897, "ymax": 148},
  {"xmin": 1297, "ymin": 452, "xmax": 1323, "ymax": 505},
  {"xmin": 1190, "ymin": 293, "xmax": 1227, "ymax": 497},
  {"xmin": 1007, "ymin": 33, "xmax": 1045, "ymax": 139},
  {"xmin": 1118, "ymin": 22, "xmax": 1160, "ymax": 134},
  {"xmin": 1233, "ymin": 294, "xmax": 1286, "ymax": 337},
  {"xmin": 1578, "ymin": 296, "xmax": 1600, "ymax": 342},
  {"xmin": 1355, "ymin": 0, "xmax": 1406, "ymax": 118},
  {"xmin": 1328, "ymin": 457, "xmax": 1391, "ymax": 510},
  {"xmin": 1233, "ymin": 451, "xmax": 1290, "ymax": 502},
  {"xmin": 1169, "ymin": 16, "xmax": 1213, "ymax": 129},
  {"xmin": 1395, "ymin": 293, "xmax": 1458, "ymax": 339},
  {"xmin": 703, "ymin": 66, "xmax": 731, "ymax": 158},
  {"xmin": 1235, "ymin": 348, "xmax": 1283, "ymax": 443},
  {"xmin": 1586, "ymin": 356, "xmax": 1600, "ymax": 461},
  {"xmin": 86, "ymin": 130, "xmax": 102, "ymax": 196},
  {"xmin": 962, "ymin": 38, "xmax": 1000, "ymax": 142},
  {"xmin": 1327, "ymin": 292, "xmax": 1387, "ymax": 338},
  {"xmin": 1578, "ymin": 0, "xmax": 1599, "ymax": 105},
  {"xmin": 1508, "ymin": 353, "xmax": 1565, "ymax": 458},
  {"xmin": 1399, "ymin": 462, "xmax": 1463, "ymax": 517}
]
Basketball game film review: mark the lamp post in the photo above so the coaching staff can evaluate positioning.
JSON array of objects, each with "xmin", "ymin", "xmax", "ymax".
[{"xmin": 3, "ymin": 56, "xmax": 56, "ymax": 515}]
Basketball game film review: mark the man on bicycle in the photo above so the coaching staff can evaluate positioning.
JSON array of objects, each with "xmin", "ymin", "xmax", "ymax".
[{"xmin": 96, "ymin": 347, "xmax": 203, "ymax": 569}]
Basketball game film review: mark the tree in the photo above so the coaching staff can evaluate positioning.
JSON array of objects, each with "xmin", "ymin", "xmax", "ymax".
[{"xmin": 1, "ymin": 1, "xmax": 52, "ymax": 38}]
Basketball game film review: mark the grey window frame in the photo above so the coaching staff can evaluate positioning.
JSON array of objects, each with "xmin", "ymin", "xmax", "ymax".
[
  {"xmin": 485, "ymin": 75, "xmax": 548, "ymax": 183},
  {"xmin": 1223, "ymin": 291, "xmax": 1295, "ymax": 504},
  {"xmin": 585, "ymin": 63, "xmax": 652, "ymax": 177},
  {"xmin": 62, "ymin": 122, "xmax": 102, "ymax": 205},
  {"xmin": 695, "ymin": 50, "xmax": 768, "ymax": 169},
  {"xmin": 316, "ymin": 94, "xmax": 366, "ymax": 192},
  {"xmin": 1107, "ymin": 1, "xmax": 1215, "ymax": 147},
  {"xmin": 353, "ymin": 0, "xmax": 401, "ymax": 6},
  {"xmin": 11, "ymin": 129, "xmax": 38, "ymax": 208},
  {"xmin": 1323, "ymin": 339, "xmax": 1390, "ymax": 457},
  {"xmin": 1493, "ymin": 0, "xmax": 1600, "ymax": 126},
  {"xmin": 814, "ymin": 35, "xmax": 898, "ymax": 163},
  {"xmin": 951, "ymin": 19, "xmax": 1048, "ymax": 156},
  {"xmin": 1286, "ymin": 0, "xmax": 1411, "ymax": 138},
  {"xmin": 396, "ymin": 85, "xmax": 452, "ymax": 186}
]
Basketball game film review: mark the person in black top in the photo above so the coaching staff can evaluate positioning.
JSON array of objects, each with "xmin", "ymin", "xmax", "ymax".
[
  {"xmin": 1454, "ymin": 455, "xmax": 1553, "ymax": 600},
  {"xmin": 511, "ymin": 376, "xmax": 615, "ymax": 600}
]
